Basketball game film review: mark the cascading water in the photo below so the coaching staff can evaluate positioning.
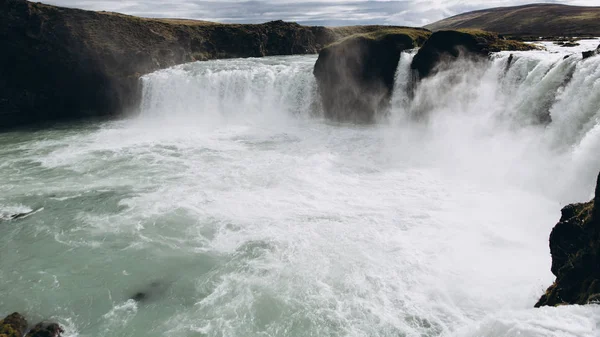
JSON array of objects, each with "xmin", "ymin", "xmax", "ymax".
[
  {"xmin": 139, "ymin": 56, "xmax": 321, "ymax": 124},
  {"xmin": 1, "ymin": 42, "xmax": 600, "ymax": 337}
]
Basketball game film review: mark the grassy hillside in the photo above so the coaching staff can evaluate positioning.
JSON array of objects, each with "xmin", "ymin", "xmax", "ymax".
[{"xmin": 425, "ymin": 4, "xmax": 600, "ymax": 37}]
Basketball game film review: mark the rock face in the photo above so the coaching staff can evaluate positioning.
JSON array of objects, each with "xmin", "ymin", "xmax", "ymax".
[
  {"xmin": 27, "ymin": 323, "xmax": 64, "ymax": 337},
  {"xmin": 0, "ymin": 0, "xmax": 396, "ymax": 129},
  {"xmin": 313, "ymin": 29, "xmax": 430, "ymax": 122},
  {"xmin": 411, "ymin": 30, "xmax": 535, "ymax": 79},
  {"xmin": 535, "ymin": 172, "xmax": 600, "ymax": 307},
  {"xmin": 0, "ymin": 313, "xmax": 27, "ymax": 337},
  {"xmin": 0, "ymin": 313, "xmax": 64, "ymax": 337},
  {"xmin": 582, "ymin": 44, "xmax": 600, "ymax": 59}
]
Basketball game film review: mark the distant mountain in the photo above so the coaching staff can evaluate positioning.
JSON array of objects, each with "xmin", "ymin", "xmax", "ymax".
[{"xmin": 425, "ymin": 4, "xmax": 600, "ymax": 37}]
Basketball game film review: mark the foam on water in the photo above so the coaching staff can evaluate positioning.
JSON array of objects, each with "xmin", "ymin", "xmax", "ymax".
[{"xmin": 1, "ymin": 48, "xmax": 600, "ymax": 337}]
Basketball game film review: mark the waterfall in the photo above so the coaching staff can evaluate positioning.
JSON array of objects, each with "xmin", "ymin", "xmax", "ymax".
[
  {"xmin": 140, "ymin": 50, "xmax": 599, "ymax": 148},
  {"xmin": 140, "ymin": 56, "xmax": 321, "ymax": 125},
  {"xmin": 138, "ymin": 46, "xmax": 600, "ymax": 198},
  {"xmin": 4, "ymin": 41, "xmax": 600, "ymax": 337},
  {"xmin": 390, "ymin": 50, "xmax": 417, "ymax": 113}
]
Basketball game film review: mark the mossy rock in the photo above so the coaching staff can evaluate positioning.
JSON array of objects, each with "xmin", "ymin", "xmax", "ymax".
[
  {"xmin": 0, "ymin": 313, "xmax": 27, "ymax": 337},
  {"xmin": 410, "ymin": 29, "xmax": 535, "ymax": 79},
  {"xmin": 314, "ymin": 28, "xmax": 430, "ymax": 122},
  {"xmin": 535, "ymin": 172, "xmax": 600, "ymax": 307}
]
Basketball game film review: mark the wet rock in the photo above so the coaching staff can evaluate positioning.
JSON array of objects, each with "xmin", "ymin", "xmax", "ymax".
[
  {"xmin": 0, "ymin": 313, "xmax": 27, "ymax": 337},
  {"xmin": 130, "ymin": 281, "xmax": 165, "ymax": 303},
  {"xmin": 536, "ymin": 172, "xmax": 600, "ymax": 307},
  {"xmin": 561, "ymin": 41, "xmax": 580, "ymax": 47},
  {"xmin": 27, "ymin": 322, "xmax": 64, "ymax": 337},
  {"xmin": 411, "ymin": 30, "xmax": 535, "ymax": 80},
  {"xmin": 131, "ymin": 292, "xmax": 147, "ymax": 302},
  {"xmin": 313, "ymin": 29, "xmax": 429, "ymax": 122},
  {"xmin": 4, "ymin": 208, "xmax": 43, "ymax": 221},
  {"xmin": 582, "ymin": 44, "xmax": 600, "ymax": 59},
  {"xmin": 505, "ymin": 53, "xmax": 515, "ymax": 72}
]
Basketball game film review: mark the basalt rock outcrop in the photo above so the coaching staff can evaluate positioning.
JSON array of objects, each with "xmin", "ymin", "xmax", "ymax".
[
  {"xmin": 0, "ymin": 313, "xmax": 27, "ymax": 337},
  {"xmin": 582, "ymin": 44, "xmax": 600, "ymax": 59},
  {"xmin": 313, "ymin": 29, "xmax": 430, "ymax": 122},
  {"xmin": 0, "ymin": 0, "xmax": 401, "ymax": 129},
  {"xmin": 535, "ymin": 172, "xmax": 600, "ymax": 307},
  {"xmin": 27, "ymin": 322, "xmax": 64, "ymax": 337},
  {"xmin": 0, "ymin": 313, "xmax": 63, "ymax": 337},
  {"xmin": 410, "ymin": 30, "xmax": 535, "ymax": 80}
]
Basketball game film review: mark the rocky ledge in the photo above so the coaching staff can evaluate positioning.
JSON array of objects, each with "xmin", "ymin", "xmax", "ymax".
[
  {"xmin": 536, "ymin": 172, "xmax": 600, "ymax": 307},
  {"xmin": 313, "ymin": 28, "xmax": 430, "ymax": 122},
  {"xmin": 0, "ymin": 312, "xmax": 63, "ymax": 337},
  {"xmin": 582, "ymin": 44, "xmax": 600, "ymax": 59},
  {"xmin": 0, "ymin": 0, "xmax": 407, "ymax": 129},
  {"xmin": 313, "ymin": 28, "xmax": 532, "ymax": 122},
  {"xmin": 410, "ymin": 30, "xmax": 535, "ymax": 79}
]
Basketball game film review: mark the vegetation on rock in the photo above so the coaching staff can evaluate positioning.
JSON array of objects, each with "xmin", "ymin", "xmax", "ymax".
[
  {"xmin": 410, "ymin": 30, "xmax": 534, "ymax": 80},
  {"xmin": 313, "ymin": 28, "xmax": 430, "ymax": 122},
  {"xmin": 536, "ymin": 172, "xmax": 600, "ymax": 307},
  {"xmin": 0, "ymin": 313, "xmax": 63, "ymax": 337},
  {"xmin": 0, "ymin": 313, "xmax": 27, "ymax": 337}
]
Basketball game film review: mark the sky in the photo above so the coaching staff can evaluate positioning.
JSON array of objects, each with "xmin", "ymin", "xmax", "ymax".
[{"xmin": 41, "ymin": 0, "xmax": 599, "ymax": 27}]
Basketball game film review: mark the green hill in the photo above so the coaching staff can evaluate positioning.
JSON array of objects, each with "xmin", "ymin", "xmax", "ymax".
[{"xmin": 425, "ymin": 4, "xmax": 600, "ymax": 37}]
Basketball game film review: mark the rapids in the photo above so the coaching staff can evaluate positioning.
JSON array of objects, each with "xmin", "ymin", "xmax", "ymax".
[{"xmin": 1, "ymin": 42, "xmax": 599, "ymax": 337}]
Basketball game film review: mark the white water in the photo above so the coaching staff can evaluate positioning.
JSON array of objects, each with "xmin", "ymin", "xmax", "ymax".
[{"xmin": 1, "ymin": 46, "xmax": 600, "ymax": 337}]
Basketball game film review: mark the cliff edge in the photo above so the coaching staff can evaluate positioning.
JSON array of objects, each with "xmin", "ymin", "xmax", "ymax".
[
  {"xmin": 411, "ymin": 30, "xmax": 534, "ymax": 80},
  {"xmin": 313, "ymin": 28, "xmax": 430, "ymax": 122},
  {"xmin": 0, "ymin": 0, "xmax": 405, "ymax": 129},
  {"xmin": 536, "ymin": 172, "xmax": 600, "ymax": 307}
]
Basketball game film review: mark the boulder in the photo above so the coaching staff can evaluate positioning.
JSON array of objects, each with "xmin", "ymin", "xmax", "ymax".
[
  {"xmin": 313, "ymin": 29, "xmax": 430, "ymax": 122},
  {"xmin": 0, "ymin": 313, "xmax": 64, "ymax": 337},
  {"xmin": 535, "ymin": 172, "xmax": 600, "ymax": 307},
  {"xmin": 0, "ymin": 313, "xmax": 27, "ymax": 337},
  {"xmin": 582, "ymin": 44, "xmax": 600, "ymax": 59},
  {"xmin": 130, "ymin": 281, "xmax": 167, "ymax": 303},
  {"xmin": 411, "ymin": 30, "xmax": 535, "ymax": 79},
  {"xmin": 27, "ymin": 322, "xmax": 64, "ymax": 337}
]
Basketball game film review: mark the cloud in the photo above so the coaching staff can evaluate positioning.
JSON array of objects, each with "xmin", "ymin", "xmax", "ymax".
[{"xmin": 40, "ymin": 0, "xmax": 598, "ymax": 26}]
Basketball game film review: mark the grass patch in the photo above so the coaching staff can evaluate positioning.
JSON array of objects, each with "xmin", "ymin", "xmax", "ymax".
[
  {"xmin": 455, "ymin": 28, "xmax": 537, "ymax": 51},
  {"xmin": 327, "ymin": 27, "xmax": 431, "ymax": 48}
]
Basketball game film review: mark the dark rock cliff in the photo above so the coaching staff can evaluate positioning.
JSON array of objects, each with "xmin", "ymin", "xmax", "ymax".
[
  {"xmin": 313, "ymin": 29, "xmax": 430, "ymax": 123},
  {"xmin": 0, "ymin": 0, "xmax": 393, "ymax": 129},
  {"xmin": 411, "ymin": 30, "xmax": 535, "ymax": 80},
  {"xmin": 536, "ymin": 172, "xmax": 600, "ymax": 307},
  {"xmin": 582, "ymin": 44, "xmax": 600, "ymax": 59}
]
